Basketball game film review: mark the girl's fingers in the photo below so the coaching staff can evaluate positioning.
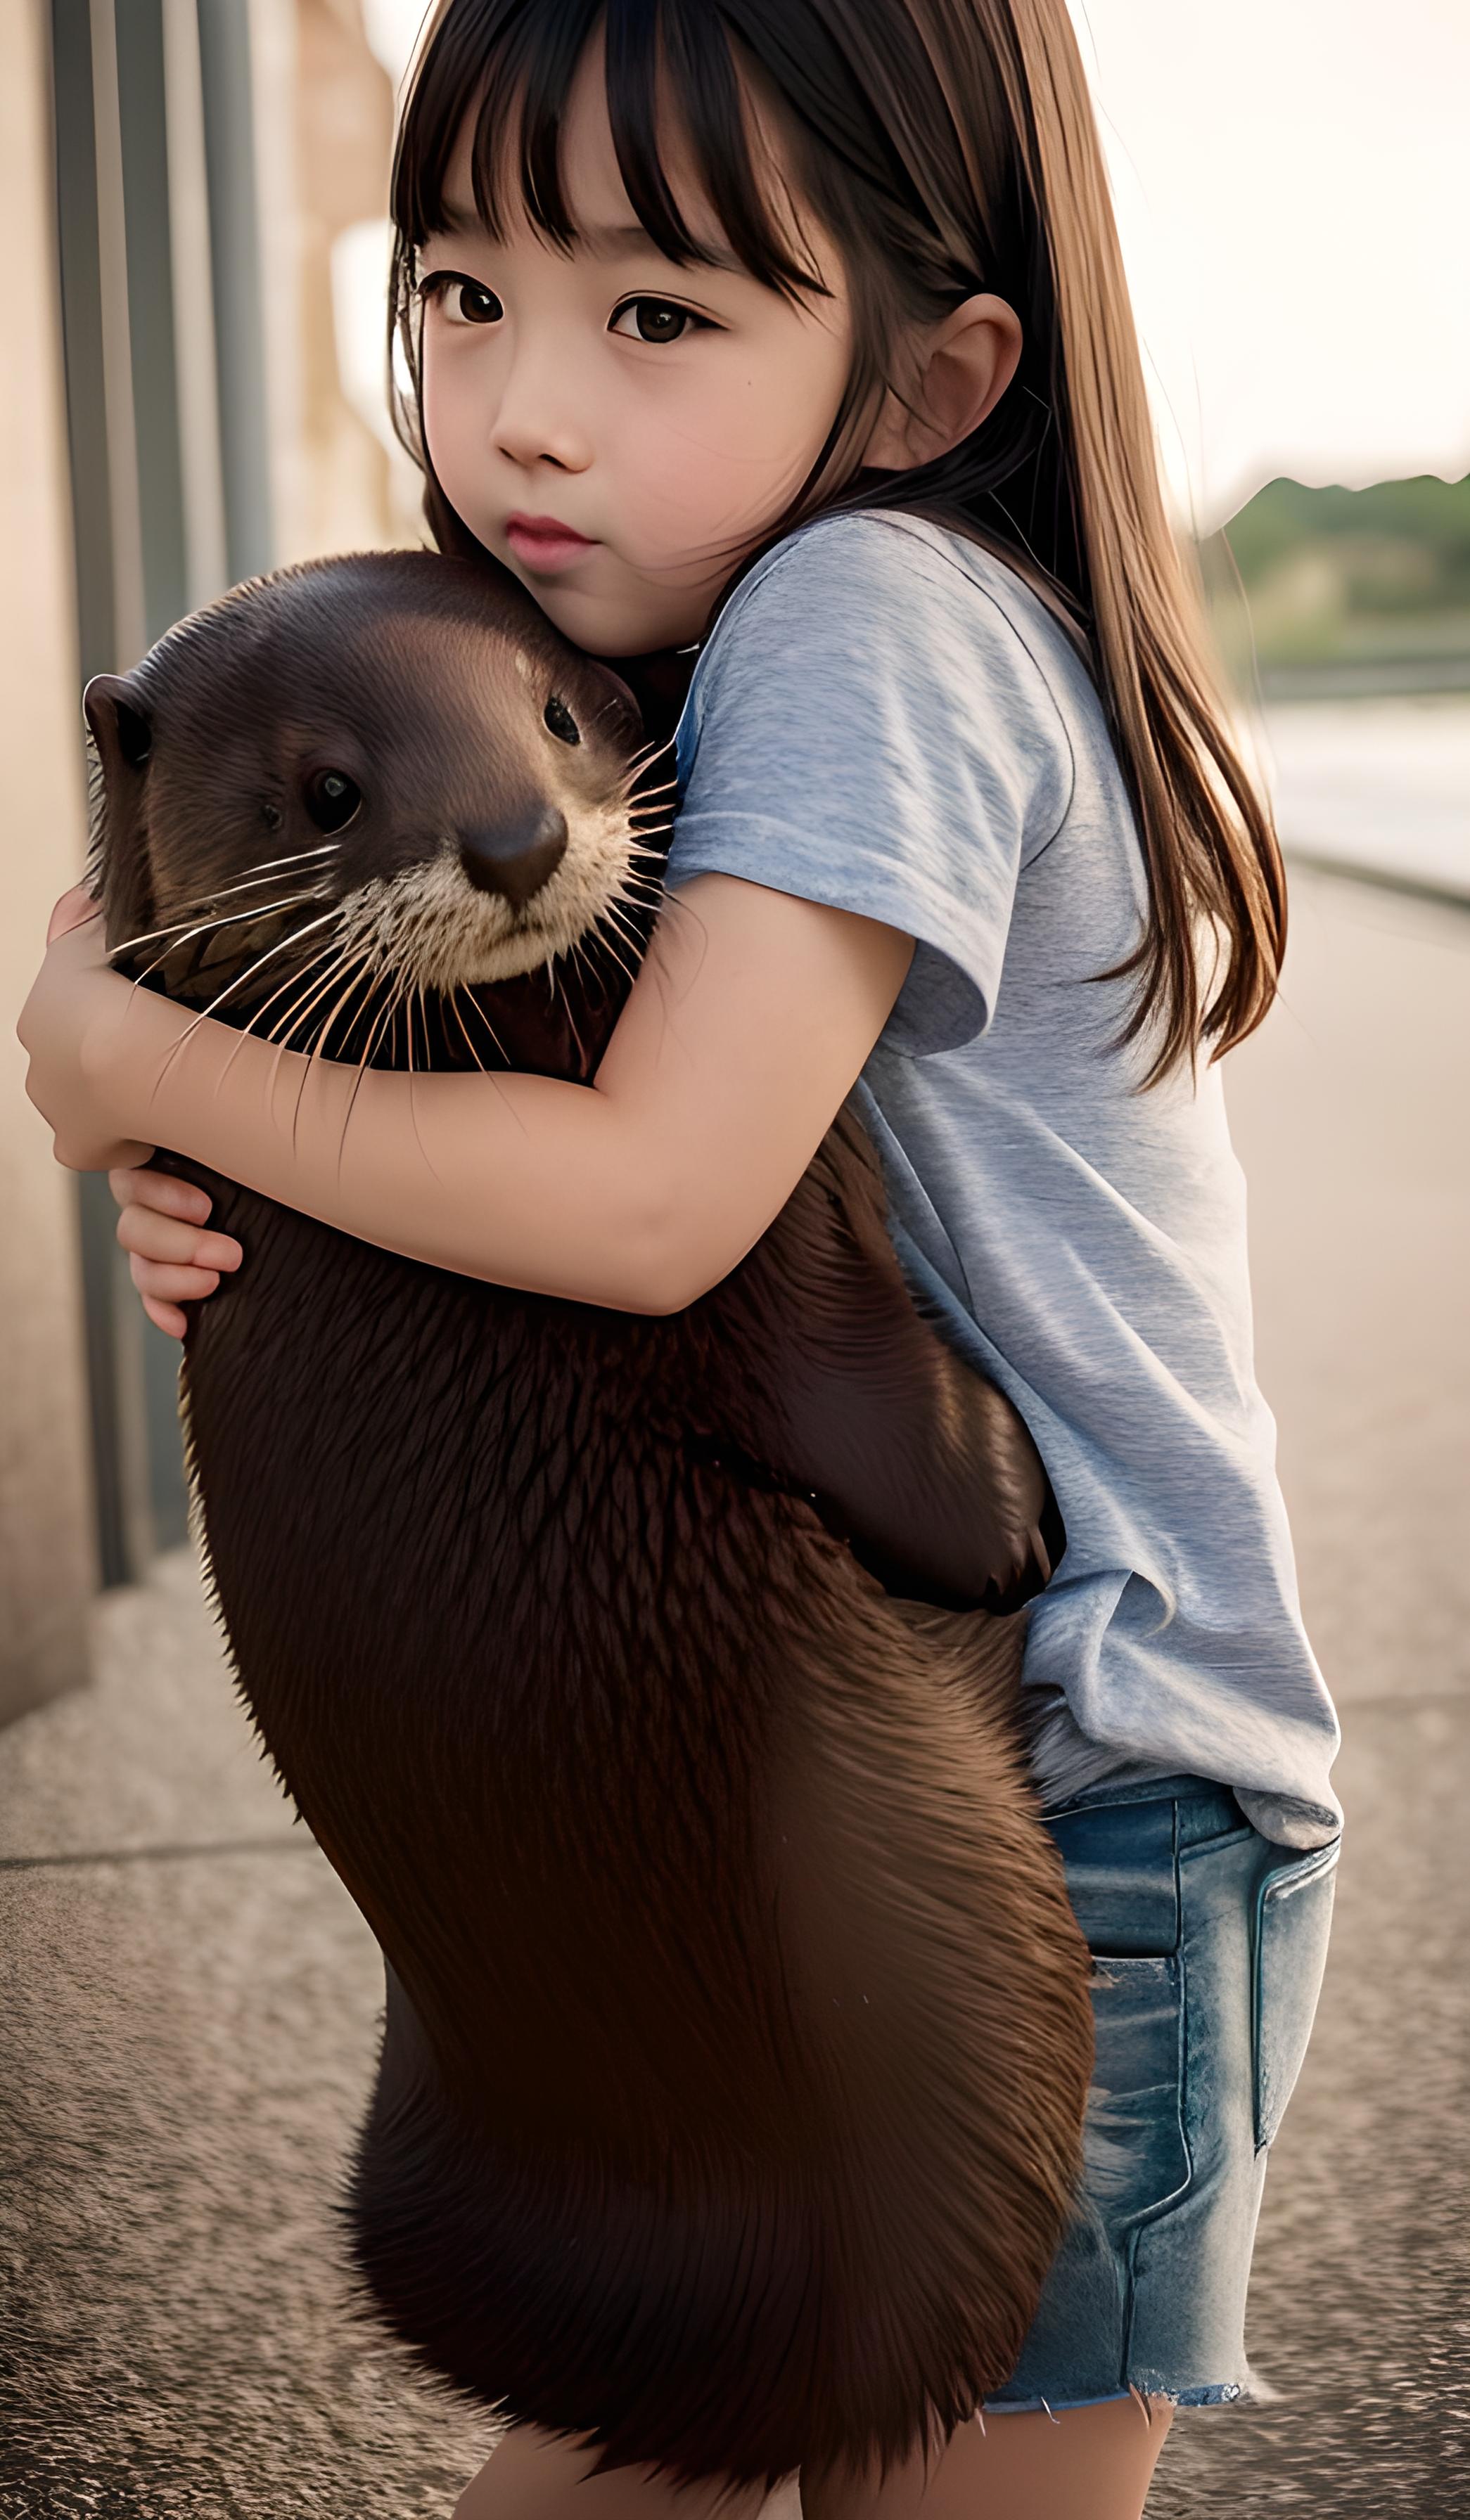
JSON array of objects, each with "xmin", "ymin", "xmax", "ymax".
[
  {"xmin": 127, "ymin": 1255, "xmax": 222, "ymax": 1304},
  {"xmin": 114, "ymin": 1178, "xmax": 241, "ymax": 1337},
  {"xmin": 115, "ymin": 1202, "xmax": 242, "ymax": 1272},
  {"xmin": 141, "ymin": 1294, "xmax": 188, "ymax": 1342},
  {"xmin": 108, "ymin": 1164, "xmax": 212, "ymax": 1224}
]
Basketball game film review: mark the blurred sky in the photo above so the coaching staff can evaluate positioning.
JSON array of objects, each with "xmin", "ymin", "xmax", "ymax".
[{"xmin": 358, "ymin": 0, "xmax": 1470, "ymax": 531}]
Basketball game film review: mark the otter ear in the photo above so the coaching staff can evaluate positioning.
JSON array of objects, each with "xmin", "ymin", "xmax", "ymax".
[
  {"xmin": 83, "ymin": 674, "xmax": 156, "ymax": 957},
  {"xmin": 587, "ymin": 661, "xmax": 642, "ymax": 730}
]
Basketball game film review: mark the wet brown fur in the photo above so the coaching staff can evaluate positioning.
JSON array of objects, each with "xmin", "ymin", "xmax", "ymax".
[{"xmin": 85, "ymin": 551, "xmax": 1093, "ymax": 2491}]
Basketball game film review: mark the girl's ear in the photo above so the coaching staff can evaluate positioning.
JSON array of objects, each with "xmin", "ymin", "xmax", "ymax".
[
  {"xmin": 862, "ymin": 292, "xmax": 1024, "ymax": 473},
  {"xmin": 83, "ymin": 674, "xmax": 158, "ymax": 957}
]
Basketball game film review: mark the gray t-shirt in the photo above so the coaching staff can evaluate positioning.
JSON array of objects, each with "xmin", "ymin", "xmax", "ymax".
[{"xmin": 667, "ymin": 509, "xmax": 1341, "ymax": 1851}]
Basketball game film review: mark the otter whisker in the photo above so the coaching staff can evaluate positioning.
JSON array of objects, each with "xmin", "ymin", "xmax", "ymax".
[
  {"xmin": 607, "ymin": 906, "xmax": 661, "ymax": 949},
  {"xmin": 401, "ymin": 982, "xmax": 445, "ymax": 1186},
  {"xmin": 278, "ymin": 944, "xmax": 374, "ymax": 1062},
  {"xmin": 333, "ymin": 971, "xmax": 412, "ymax": 1176},
  {"xmin": 601, "ymin": 896, "xmax": 649, "ymax": 951},
  {"xmin": 289, "ymin": 949, "xmax": 378, "ymax": 1155},
  {"xmin": 621, "ymin": 761, "xmax": 678, "ymax": 795},
  {"xmin": 215, "ymin": 947, "xmax": 343, "ymax": 1114},
  {"xmin": 555, "ymin": 972, "xmax": 589, "ymax": 1075},
  {"xmin": 309, "ymin": 950, "xmax": 381, "ymax": 1064},
  {"xmin": 148, "ymin": 910, "xmax": 343, "ymax": 1100},
  {"xmin": 216, "ymin": 841, "xmax": 342, "ymax": 883},
  {"xmin": 456, "ymin": 988, "xmax": 510, "ymax": 1067},
  {"xmin": 589, "ymin": 925, "xmax": 640, "ymax": 995},
  {"xmin": 613, "ymin": 872, "xmax": 666, "ymax": 908},
  {"xmin": 215, "ymin": 939, "xmax": 343, "ymax": 1098},
  {"xmin": 110, "ymin": 851, "xmax": 340, "ymax": 957},
  {"xmin": 623, "ymin": 731, "xmax": 677, "ymax": 780},
  {"xmin": 171, "ymin": 840, "xmax": 340, "ymax": 903},
  {"xmin": 124, "ymin": 890, "xmax": 327, "ymax": 986},
  {"xmin": 599, "ymin": 894, "xmax": 644, "ymax": 949},
  {"xmin": 350, "ymin": 971, "xmax": 407, "ymax": 1079},
  {"xmin": 446, "ymin": 989, "xmax": 488, "ymax": 1074},
  {"xmin": 279, "ymin": 939, "xmax": 373, "ymax": 1048}
]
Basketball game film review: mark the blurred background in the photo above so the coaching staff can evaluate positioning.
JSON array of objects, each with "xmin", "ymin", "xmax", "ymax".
[{"xmin": 1, "ymin": 2, "xmax": 1466, "ymax": 2512}]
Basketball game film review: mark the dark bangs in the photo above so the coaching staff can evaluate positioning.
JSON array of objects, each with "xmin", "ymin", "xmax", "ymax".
[
  {"xmin": 394, "ymin": 0, "xmax": 829, "ymax": 301},
  {"xmin": 389, "ymin": 0, "xmax": 1068, "ymax": 611}
]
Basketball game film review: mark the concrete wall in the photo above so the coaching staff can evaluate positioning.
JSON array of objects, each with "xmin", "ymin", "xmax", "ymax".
[{"xmin": 0, "ymin": 0, "xmax": 99, "ymax": 1718}]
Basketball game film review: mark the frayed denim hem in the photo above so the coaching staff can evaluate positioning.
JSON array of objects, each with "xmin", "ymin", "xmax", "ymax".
[{"xmin": 979, "ymin": 2378, "xmax": 1251, "ymax": 2420}]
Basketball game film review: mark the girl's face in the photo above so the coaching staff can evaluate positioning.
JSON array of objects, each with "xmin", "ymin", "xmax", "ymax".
[{"xmin": 418, "ymin": 37, "xmax": 857, "ymax": 657}]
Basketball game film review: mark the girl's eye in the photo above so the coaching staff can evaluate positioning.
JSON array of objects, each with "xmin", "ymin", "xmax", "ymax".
[
  {"xmin": 421, "ymin": 271, "xmax": 504, "ymax": 329},
  {"xmin": 609, "ymin": 297, "xmax": 708, "ymax": 346}
]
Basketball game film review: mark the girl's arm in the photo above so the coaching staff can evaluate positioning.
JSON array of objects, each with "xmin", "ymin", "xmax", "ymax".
[{"xmin": 20, "ymin": 875, "xmax": 914, "ymax": 1317}]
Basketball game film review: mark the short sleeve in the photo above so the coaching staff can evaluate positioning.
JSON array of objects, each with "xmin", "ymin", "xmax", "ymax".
[{"xmin": 665, "ymin": 514, "xmax": 1075, "ymax": 1057}]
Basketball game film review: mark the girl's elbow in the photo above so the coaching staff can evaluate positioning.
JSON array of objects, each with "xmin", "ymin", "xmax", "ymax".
[
  {"xmin": 627, "ymin": 1207, "xmax": 739, "ymax": 1317},
  {"xmin": 628, "ymin": 1247, "xmax": 720, "ymax": 1318}
]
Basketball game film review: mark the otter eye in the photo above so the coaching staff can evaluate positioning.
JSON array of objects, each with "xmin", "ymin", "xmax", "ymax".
[
  {"xmin": 544, "ymin": 697, "xmax": 580, "ymax": 747},
  {"xmin": 304, "ymin": 769, "xmax": 362, "ymax": 832}
]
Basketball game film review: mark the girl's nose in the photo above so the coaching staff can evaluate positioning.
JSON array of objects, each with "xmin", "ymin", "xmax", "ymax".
[{"xmin": 492, "ymin": 349, "xmax": 593, "ymax": 475}]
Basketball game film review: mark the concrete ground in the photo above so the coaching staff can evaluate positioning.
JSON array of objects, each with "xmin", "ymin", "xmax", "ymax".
[{"xmin": 2, "ymin": 863, "xmax": 1466, "ymax": 2518}]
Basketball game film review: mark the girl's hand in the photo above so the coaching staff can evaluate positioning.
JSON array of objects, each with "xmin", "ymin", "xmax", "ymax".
[
  {"xmin": 18, "ymin": 888, "xmax": 156, "ymax": 1172},
  {"xmin": 20, "ymin": 884, "xmax": 243, "ymax": 1337},
  {"xmin": 110, "ymin": 1166, "xmax": 243, "ymax": 1341}
]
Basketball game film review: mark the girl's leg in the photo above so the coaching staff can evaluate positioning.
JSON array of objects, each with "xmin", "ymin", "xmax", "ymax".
[
  {"xmin": 453, "ymin": 2424, "xmax": 804, "ymax": 2520},
  {"xmin": 800, "ymin": 2396, "xmax": 1174, "ymax": 2520},
  {"xmin": 454, "ymin": 2400, "xmax": 1171, "ymax": 2520}
]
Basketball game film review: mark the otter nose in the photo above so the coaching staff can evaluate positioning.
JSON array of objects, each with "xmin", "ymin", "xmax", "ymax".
[{"xmin": 458, "ymin": 806, "xmax": 568, "ymax": 906}]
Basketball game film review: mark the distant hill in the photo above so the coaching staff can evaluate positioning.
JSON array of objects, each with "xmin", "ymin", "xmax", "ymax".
[{"xmin": 1202, "ymin": 474, "xmax": 1470, "ymax": 698}]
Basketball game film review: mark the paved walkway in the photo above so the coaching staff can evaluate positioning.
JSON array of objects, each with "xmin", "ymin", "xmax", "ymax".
[{"xmin": 2, "ymin": 864, "xmax": 1466, "ymax": 2517}]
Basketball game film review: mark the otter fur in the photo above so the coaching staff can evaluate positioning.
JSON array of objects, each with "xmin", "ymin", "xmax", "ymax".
[{"xmin": 84, "ymin": 550, "xmax": 1093, "ymax": 2491}]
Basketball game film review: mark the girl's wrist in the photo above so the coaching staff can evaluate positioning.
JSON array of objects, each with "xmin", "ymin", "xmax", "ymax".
[{"xmin": 84, "ymin": 962, "xmax": 191, "ymax": 1145}]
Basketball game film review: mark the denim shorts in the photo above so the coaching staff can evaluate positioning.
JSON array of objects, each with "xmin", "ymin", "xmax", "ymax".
[{"xmin": 983, "ymin": 1775, "xmax": 1341, "ymax": 2413}]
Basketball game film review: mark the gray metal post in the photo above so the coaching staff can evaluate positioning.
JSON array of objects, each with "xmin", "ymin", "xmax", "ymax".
[
  {"xmin": 197, "ymin": 0, "xmax": 274, "ymax": 581},
  {"xmin": 49, "ymin": 0, "xmax": 275, "ymax": 1579}
]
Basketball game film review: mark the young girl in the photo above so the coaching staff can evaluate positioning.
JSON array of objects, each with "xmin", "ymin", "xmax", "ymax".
[{"xmin": 21, "ymin": 2, "xmax": 1344, "ymax": 2515}]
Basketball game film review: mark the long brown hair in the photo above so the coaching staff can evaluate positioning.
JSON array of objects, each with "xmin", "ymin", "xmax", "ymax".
[{"xmin": 390, "ymin": 0, "xmax": 1286, "ymax": 1083}]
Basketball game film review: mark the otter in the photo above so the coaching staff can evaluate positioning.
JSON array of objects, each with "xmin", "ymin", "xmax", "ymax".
[{"xmin": 84, "ymin": 550, "xmax": 1092, "ymax": 2492}]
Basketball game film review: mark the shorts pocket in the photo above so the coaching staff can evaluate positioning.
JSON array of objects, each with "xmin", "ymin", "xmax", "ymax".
[
  {"xmin": 1253, "ymin": 1838, "xmax": 1340, "ymax": 2152},
  {"xmin": 1083, "ymin": 1952, "xmax": 1191, "ymax": 2228},
  {"xmin": 1049, "ymin": 1797, "xmax": 1179, "ymax": 1953}
]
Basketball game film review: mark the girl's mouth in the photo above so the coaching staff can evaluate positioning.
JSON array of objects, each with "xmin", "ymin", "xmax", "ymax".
[{"xmin": 506, "ymin": 514, "xmax": 599, "ymax": 574}]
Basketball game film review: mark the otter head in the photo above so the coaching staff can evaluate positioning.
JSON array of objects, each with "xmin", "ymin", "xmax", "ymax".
[{"xmin": 84, "ymin": 551, "xmax": 665, "ymax": 1080}]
